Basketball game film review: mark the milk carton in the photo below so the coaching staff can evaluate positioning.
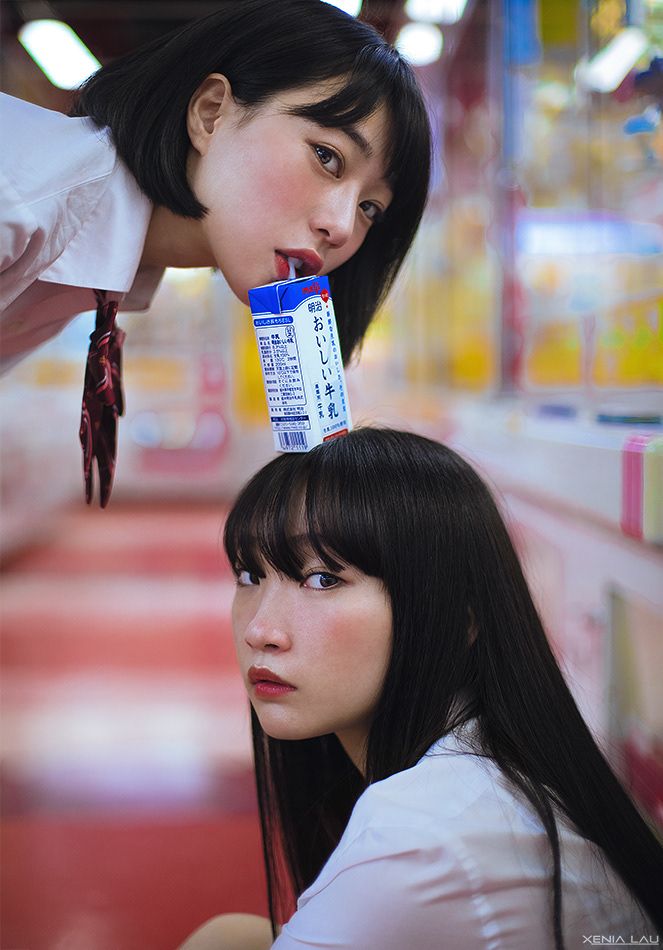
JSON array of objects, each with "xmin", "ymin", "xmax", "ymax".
[{"xmin": 248, "ymin": 275, "xmax": 352, "ymax": 452}]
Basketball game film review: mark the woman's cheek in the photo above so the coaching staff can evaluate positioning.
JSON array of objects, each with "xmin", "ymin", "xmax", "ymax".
[
  {"xmin": 324, "ymin": 606, "xmax": 384, "ymax": 668},
  {"xmin": 256, "ymin": 161, "xmax": 307, "ymax": 216}
]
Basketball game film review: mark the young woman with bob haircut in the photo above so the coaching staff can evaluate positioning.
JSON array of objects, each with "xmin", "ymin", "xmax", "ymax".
[
  {"xmin": 1, "ymin": 1, "xmax": 429, "ymax": 502},
  {"xmin": 0, "ymin": 0, "xmax": 431, "ymax": 364},
  {"xmin": 181, "ymin": 428, "xmax": 661, "ymax": 950}
]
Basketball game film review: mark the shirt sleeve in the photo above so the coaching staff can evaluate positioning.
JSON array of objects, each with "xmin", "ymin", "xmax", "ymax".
[
  {"xmin": 271, "ymin": 826, "xmax": 475, "ymax": 950},
  {"xmin": 0, "ymin": 167, "xmax": 38, "ymax": 276}
]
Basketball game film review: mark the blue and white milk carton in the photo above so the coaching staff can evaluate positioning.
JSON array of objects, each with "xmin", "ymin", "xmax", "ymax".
[{"xmin": 248, "ymin": 275, "xmax": 352, "ymax": 452}]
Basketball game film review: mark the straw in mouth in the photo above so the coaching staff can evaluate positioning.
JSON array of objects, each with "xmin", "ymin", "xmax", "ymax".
[{"xmin": 288, "ymin": 256, "xmax": 303, "ymax": 279}]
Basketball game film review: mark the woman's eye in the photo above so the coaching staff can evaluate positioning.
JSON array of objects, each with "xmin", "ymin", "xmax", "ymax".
[
  {"xmin": 304, "ymin": 572, "xmax": 341, "ymax": 590},
  {"xmin": 359, "ymin": 200, "xmax": 384, "ymax": 225},
  {"xmin": 236, "ymin": 569, "xmax": 260, "ymax": 587},
  {"xmin": 314, "ymin": 144, "xmax": 342, "ymax": 178}
]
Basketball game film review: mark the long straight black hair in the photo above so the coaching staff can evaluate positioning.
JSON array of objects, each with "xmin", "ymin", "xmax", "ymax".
[
  {"xmin": 70, "ymin": 0, "xmax": 431, "ymax": 362},
  {"xmin": 224, "ymin": 427, "xmax": 663, "ymax": 942}
]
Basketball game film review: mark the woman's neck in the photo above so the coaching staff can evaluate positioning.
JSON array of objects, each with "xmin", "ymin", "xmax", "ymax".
[
  {"xmin": 336, "ymin": 725, "xmax": 369, "ymax": 778},
  {"xmin": 140, "ymin": 205, "xmax": 215, "ymax": 269}
]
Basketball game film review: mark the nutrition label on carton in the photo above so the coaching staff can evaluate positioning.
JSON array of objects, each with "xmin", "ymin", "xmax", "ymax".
[
  {"xmin": 253, "ymin": 316, "xmax": 310, "ymax": 428},
  {"xmin": 248, "ymin": 275, "xmax": 352, "ymax": 453}
]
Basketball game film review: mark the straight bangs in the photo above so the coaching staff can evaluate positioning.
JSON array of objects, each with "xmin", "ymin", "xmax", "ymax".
[{"xmin": 223, "ymin": 446, "xmax": 386, "ymax": 585}]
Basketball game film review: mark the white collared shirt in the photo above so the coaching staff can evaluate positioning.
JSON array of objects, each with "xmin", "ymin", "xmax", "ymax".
[
  {"xmin": 274, "ymin": 723, "xmax": 653, "ymax": 949},
  {"xmin": 0, "ymin": 93, "xmax": 163, "ymax": 372}
]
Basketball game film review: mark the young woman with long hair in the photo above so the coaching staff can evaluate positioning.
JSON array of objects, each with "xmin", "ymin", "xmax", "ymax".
[{"xmin": 182, "ymin": 427, "xmax": 661, "ymax": 949}]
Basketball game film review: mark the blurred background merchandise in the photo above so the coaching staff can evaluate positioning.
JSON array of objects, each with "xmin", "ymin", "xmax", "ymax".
[{"xmin": 1, "ymin": 1, "xmax": 662, "ymax": 948}]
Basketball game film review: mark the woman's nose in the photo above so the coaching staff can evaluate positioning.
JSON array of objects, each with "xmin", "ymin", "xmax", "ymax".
[
  {"xmin": 312, "ymin": 189, "xmax": 356, "ymax": 249},
  {"xmin": 242, "ymin": 589, "xmax": 292, "ymax": 653}
]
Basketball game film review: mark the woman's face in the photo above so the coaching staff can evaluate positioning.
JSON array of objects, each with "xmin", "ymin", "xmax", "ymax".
[
  {"xmin": 231, "ymin": 551, "xmax": 392, "ymax": 770},
  {"xmin": 188, "ymin": 79, "xmax": 393, "ymax": 302}
]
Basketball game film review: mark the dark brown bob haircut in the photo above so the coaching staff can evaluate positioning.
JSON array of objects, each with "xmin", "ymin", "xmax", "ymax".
[{"xmin": 71, "ymin": 0, "xmax": 432, "ymax": 362}]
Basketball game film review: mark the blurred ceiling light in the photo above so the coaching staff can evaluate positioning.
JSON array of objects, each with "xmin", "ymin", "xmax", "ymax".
[
  {"xmin": 396, "ymin": 23, "xmax": 444, "ymax": 66},
  {"xmin": 405, "ymin": 0, "xmax": 468, "ymax": 24},
  {"xmin": 18, "ymin": 19, "xmax": 101, "ymax": 89},
  {"xmin": 321, "ymin": 0, "xmax": 363, "ymax": 15},
  {"xmin": 575, "ymin": 27, "xmax": 648, "ymax": 93}
]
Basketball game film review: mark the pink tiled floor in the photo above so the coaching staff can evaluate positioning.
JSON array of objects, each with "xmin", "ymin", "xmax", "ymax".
[{"xmin": 1, "ymin": 503, "xmax": 267, "ymax": 950}]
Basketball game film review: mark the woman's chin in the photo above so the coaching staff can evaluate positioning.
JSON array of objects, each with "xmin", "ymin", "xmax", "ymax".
[
  {"xmin": 262, "ymin": 725, "xmax": 310, "ymax": 741},
  {"xmin": 221, "ymin": 278, "xmax": 250, "ymax": 304},
  {"xmin": 234, "ymin": 283, "xmax": 251, "ymax": 304},
  {"xmin": 218, "ymin": 267, "xmax": 255, "ymax": 303},
  {"xmin": 256, "ymin": 716, "xmax": 328, "ymax": 743}
]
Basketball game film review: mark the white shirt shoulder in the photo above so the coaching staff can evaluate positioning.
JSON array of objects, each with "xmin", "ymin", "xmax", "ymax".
[
  {"xmin": 0, "ymin": 94, "xmax": 115, "ymax": 289},
  {"xmin": 0, "ymin": 94, "xmax": 161, "ymax": 369},
  {"xmin": 273, "ymin": 726, "xmax": 651, "ymax": 950}
]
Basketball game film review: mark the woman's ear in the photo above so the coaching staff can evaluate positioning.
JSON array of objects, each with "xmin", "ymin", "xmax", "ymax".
[{"xmin": 187, "ymin": 73, "xmax": 234, "ymax": 155}]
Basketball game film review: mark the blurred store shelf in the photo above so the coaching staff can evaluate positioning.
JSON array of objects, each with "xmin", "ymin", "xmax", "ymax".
[
  {"xmin": 447, "ymin": 399, "xmax": 663, "ymax": 545},
  {"xmin": 348, "ymin": 369, "xmax": 663, "ymax": 546}
]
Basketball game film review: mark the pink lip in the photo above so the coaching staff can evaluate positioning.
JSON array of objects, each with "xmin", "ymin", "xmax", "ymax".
[
  {"xmin": 275, "ymin": 248, "xmax": 323, "ymax": 280},
  {"xmin": 248, "ymin": 666, "xmax": 296, "ymax": 700},
  {"xmin": 248, "ymin": 666, "xmax": 297, "ymax": 700},
  {"xmin": 253, "ymin": 681, "xmax": 296, "ymax": 699}
]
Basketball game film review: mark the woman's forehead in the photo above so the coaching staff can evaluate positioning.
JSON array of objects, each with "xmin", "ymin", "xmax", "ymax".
[{"xmin": 269, "ymin": 82, "xmax": 393, "ymax": 175}]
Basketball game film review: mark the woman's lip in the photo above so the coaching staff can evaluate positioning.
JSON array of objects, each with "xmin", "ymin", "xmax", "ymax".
[
  {"xmin": 248, "ymin": 667, "xmax": 297, "ymax": 701},
  {"xmin": 248, "ymin": 666, "xmax": 295, "ymax": 688},
  {"xmin": 252, "ymin": 681, "xmax": 297, "ymax": 699},
  {"xmin": 275, "ymin": 249, "xmax": 323, "ymax": 278}
]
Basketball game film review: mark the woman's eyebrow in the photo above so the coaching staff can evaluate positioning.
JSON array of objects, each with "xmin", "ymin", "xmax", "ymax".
[
  {"xmin": 339, "ymin": 125, "xmax": 393, "ymax": 194},
  {"xmin": 341, "ymin": 125, "xmax": 373, "ymax": 159},
  {"xmin": 300, "ymin": 113, "xmax": 375, "ymax": 162}
]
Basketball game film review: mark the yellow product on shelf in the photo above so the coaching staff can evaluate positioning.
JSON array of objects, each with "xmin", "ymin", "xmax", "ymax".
[
  {"xmin": 357, "ymin": 293, "xmax": 399, "ymax": 380},
  {"xmin": 395, "ymin": 225, "xmax": 442, "ymax": 388},
  {"xmin": 525, "ymin": 318, "xmax": 583, "ymax": 387},
  {"xmin": 403, "ymin": 271, "xmax": 454, "ymax": 387},
  {"xmin": 449, "ymin": 325, "xmax": 496, "ymax": 389},
  {"xmin": 30, "ymin": 358, "xmax": 81, "ymax": 389},
  {"xmin": 643, "ymin": 437, "xmax": 663, "ymax": 545},
  {"xmin": 124, "ymin": 356, "xmax": 188, "ymax": 393},
  {"xmin": 405, "ymin": 197, "xmax": 499, "ymax": 393},
  {"xmin": 446, "ymin": 258, "xmax": 498, "ymax": 391},
  {"xmin": 231, "ymin": 298, "xmax": 269, "ymax": 427},
  {"xmin": 540, "ymin": 0, "xmax": 580, "ymax": 47},
  {"xmin": 592, "ymin": 296, "xmax": 663, "ymax": 387}
]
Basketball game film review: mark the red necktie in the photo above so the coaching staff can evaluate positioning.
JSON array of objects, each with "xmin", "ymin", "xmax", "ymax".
[{"xmin": 79, "ymin": 290, "xmax": 125, "ymax": 508}]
